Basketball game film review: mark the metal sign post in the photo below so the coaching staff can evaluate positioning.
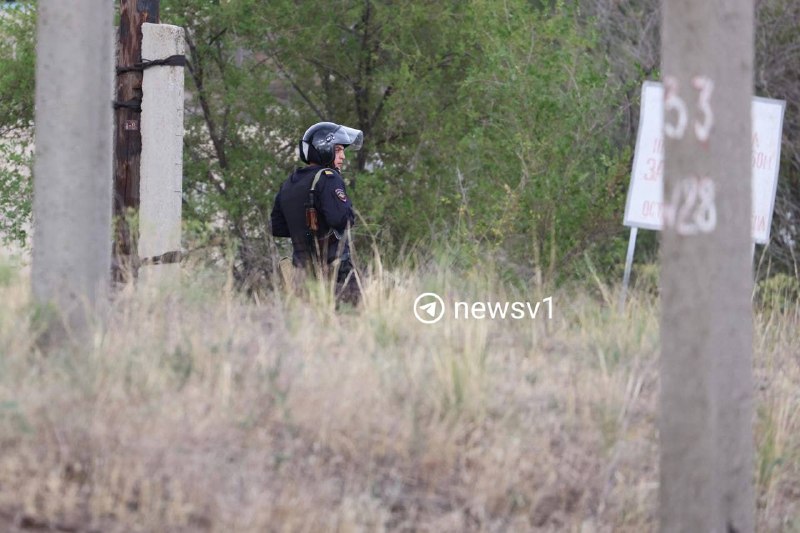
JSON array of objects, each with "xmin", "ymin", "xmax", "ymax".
[{"xmin": 618, "ymin": 227, "xmax": 638, "ymax": 312}]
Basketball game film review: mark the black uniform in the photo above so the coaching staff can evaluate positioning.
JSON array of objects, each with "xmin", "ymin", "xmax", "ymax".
[{"xmin": 271, "ymin": 165, "xmax": 358, "ymax": 300}]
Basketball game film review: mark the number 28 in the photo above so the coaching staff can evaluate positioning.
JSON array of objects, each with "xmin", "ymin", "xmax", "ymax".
[{"xmin": 663, "ymin": 176, "xmax": 717, "ymax": 235}]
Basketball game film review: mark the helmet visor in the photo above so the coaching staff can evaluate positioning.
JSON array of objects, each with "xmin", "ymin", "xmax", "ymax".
[{"xmin": 332, "ymin": 125, "xmax": 363, "ymax": 151}]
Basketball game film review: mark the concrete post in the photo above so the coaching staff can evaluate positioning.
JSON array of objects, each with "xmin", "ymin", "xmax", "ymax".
[
  {"xmin": 659, "ymin": 0, "xmax": 755, "ymax": 531},
  {"xmin": 138, "ymin": 23, "xmax": 185, "ymax": 285},
  {"xmin": 31, "ymin": 0, "xmax": 114, "ymax": 328}
]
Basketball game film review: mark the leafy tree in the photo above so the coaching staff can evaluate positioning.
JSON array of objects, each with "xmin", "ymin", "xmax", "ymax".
[
  {"xmin": 160, "ymin": 0, "xmax": 288, "ymax": 288},
  {"xmin": 0, "ymin": 0, "xmax": 35, "ymax": 246},
  {"xmin": 435, "ymin": 0, "xmax": 631, "ymax": 283}
]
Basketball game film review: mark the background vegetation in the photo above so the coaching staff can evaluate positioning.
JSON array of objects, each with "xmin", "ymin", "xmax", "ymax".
[{"xmin": 1, "ymin": 0, "xmax": 798, "ymax": 289}]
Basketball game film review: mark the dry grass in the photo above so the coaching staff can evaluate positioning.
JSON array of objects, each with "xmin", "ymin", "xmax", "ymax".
[{"xmin": 0, "ymin": 258, "xmax": 797, "ymax": 532}]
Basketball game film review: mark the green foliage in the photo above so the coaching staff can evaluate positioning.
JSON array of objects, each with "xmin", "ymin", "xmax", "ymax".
[
  {"xmin": 433, "ymin": 1, "xmax": 632, "ymax": 283},
  {"xmin": 0, "ymin": 1, "xmax": 34, "ymax": 131},
  {"xmin": 0, "ymin": 0, "xmax": 35, "ymax": 247},
  {"xmin": 0, "ymin": 140, "xmax": 32, "ymax": 245},
  {"xmin": 756, "ymin": 272, "xmax": 800, "ymax": 312},
  {"xmin": 0, "ymin": 0, "xmax": 651, "ymax": 288}
]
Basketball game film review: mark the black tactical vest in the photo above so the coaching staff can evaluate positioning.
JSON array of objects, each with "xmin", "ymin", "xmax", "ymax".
[{"xmin": 278, "ymin": 167, "xmax": 347, "ymax": 267}]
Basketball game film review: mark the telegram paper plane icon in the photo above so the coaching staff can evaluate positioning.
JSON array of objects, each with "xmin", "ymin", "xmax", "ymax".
[
  {"xmin": 419, "ymin": 301, "xmax": 437, "ymax": 317},
  {"xmin": 413, "ymin": 292, "xmax": 445, "ymax": 324}
]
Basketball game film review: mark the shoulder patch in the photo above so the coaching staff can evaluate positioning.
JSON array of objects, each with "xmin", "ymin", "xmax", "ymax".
[
  {"xmin": 324, "ymin": 170, "xmax": 333, "ymax": 175},
  {"xmin": 335, "ymin": 188, "xmax": 348, "ymax": 203}
]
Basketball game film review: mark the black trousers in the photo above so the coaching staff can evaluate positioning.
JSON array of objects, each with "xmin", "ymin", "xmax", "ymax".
[{"xmin": 334, "ymin": 258, "xmax": 361, "ymax": 306}]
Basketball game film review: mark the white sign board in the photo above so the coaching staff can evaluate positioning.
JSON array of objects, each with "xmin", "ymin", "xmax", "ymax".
[{"xmin": 623, "ymin": 81, "xmax": 785, "ymax": 244}]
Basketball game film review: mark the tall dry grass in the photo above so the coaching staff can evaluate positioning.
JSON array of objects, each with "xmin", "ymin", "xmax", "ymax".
[{"xmin": 0, "ymin": 257, "xmax": 797, "ymax": 532}]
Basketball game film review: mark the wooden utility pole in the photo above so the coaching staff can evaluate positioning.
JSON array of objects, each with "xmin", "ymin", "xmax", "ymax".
[
  {"xmin": 660, "ymin": 0, "xmax": 755, "ymax": 531},
  {"xmin": 32, "ymin": 0, "xmax": 113, "ymax": 328},
  {"xmin": 114, "ymin": 0, "xmax": 160, "ymax": 282}
]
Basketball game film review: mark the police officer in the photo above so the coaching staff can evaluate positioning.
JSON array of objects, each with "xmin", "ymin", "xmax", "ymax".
[{"xmin": 270, "ymin": 121, "xmax": 363, "ymax": 303}]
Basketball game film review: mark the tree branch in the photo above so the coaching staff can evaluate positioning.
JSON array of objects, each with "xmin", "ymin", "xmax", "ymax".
[{"xmin": 185, "ymin": 28, "xmax": 229, "ymax": 170}]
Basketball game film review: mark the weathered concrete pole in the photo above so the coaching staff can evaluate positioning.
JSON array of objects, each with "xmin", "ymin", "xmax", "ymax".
[
  {"xmin": 659, "ymin": 0, "xmax": 755, "ymax": 531},
  {"xmin": 138, "ymin": 22, "xmax": 185, "ymax": 284},
  {"xmin": 31, "ymin": 0, "xmax": 114, "ymax": 327}
]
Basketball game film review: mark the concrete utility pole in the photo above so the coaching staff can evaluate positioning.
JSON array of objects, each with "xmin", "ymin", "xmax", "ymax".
[
  {"xmin": 114, "ymin": 0, "xmax": 160, "ymax": 282},
  {"xmin": 660, "ymin": 0, "xmax": 755, "ymax": 531},
  {"xmin": 138, "ymin": 22, "xmax": 185, "ymax": 284},
  {"xmin": 32, "ymin": 1, "xmax": 114, "ymax": 328}
]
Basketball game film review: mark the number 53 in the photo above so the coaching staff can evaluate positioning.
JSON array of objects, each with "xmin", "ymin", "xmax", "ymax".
[{"xmin": 663, "ymin": 75, "xmax": 714, "ymax": 142}]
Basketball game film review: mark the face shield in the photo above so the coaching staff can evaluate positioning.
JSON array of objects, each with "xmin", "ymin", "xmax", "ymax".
[
  {"xmin": 329, "ymin": 124, "xmax": 363, "ymax": 151},
  {"xmin": 301, "ymin": 122, "xmax": 364, "ymax": 166}
]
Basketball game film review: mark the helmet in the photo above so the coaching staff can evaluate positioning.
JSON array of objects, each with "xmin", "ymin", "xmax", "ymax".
[{"xmin": 299, "ymin": 122, "xmax": 363, "ymax": 167}]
